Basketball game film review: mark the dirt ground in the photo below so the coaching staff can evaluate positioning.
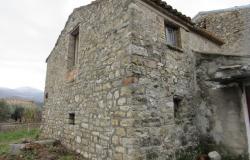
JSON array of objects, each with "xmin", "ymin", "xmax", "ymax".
[{"xmin": 0, "ymin": 141, "xmax": 84, "ymax": 160}]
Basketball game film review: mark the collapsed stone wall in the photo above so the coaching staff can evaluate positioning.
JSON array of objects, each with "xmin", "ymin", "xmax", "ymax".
[
  {"xmin": 195, "ymin": 53, "xmax": 250, "ymax": 155},
  {"xmin": 194, "ymin": 7, "xmax": 250, "ymax": 55}
]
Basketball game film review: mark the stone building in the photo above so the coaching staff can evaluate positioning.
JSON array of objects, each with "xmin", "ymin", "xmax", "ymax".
[{"xmin": 41, "ymin": 0, "xmax": 250, "ymax": 159}]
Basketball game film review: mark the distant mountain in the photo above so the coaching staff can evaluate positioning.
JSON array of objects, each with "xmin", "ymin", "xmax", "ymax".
[{"xmin": 0, "ymin": 87, "xmax": 44, "ymax": 103}]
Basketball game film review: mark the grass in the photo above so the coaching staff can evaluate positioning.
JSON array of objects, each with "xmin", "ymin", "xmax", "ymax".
[
  {"xmin": 0, "ymin": 144, "xmax": 9, "ymax": 156},
  {"xmin": 0, "ymin": 129, "xmax": 39, "ymax": 156},
  {"xmin": 59, "ymin": 155, "xmax": 75, "ymax": 160},
  {"xmin": 0, "ymin": 129, "xmax": 84, "ymax": 160}
]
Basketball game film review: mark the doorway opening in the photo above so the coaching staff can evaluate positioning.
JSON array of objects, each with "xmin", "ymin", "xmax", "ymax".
[{"xmin": 245, "ymin": 86, "xmax": 250, "ymax": 122}]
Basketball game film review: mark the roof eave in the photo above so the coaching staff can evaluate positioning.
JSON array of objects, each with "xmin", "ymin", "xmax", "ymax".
[
  {"xmin": 141, "ymin": 0, "xmax": 194, "ymax": 26},
  {"xmin": 191, "ymin": 26, "xmax": 225, "ymax": 45},
  {"xmin": 141, "ymin": 0, "xmax": 224, "ymax": 45}
]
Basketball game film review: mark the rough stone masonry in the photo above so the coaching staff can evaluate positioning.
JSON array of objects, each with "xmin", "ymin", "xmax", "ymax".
[{"xmin": 41, "ymin": 0, "xmax": 250, "ymax": 159}]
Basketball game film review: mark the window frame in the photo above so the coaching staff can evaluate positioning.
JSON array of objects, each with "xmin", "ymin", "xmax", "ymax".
[
  {"xmin": 68, "ymin": 26, "xmax": 80, "ymax": 69},
  {"xmin": 71, "ymin": 27, "xmax": 79, "ymax": 66},
  {"xmin": 69, "ymin": 113, "xmax": 75, "ymax": 125},
  {"xmin": 165, "ymin": 23, "xmax": 182, "ymax": 48}
]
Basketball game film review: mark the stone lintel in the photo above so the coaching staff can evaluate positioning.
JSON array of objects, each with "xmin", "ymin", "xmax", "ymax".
[{"xmin": 209, "ymin": 65, "xmax": 250, "ymax": 84}]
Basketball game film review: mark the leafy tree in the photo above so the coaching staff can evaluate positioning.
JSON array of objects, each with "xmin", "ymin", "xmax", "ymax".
[
  {"xmin": 24, "ymin": 108, "xmax": 36, "ymax": 122},
  {"xmin": 24, "ymin": 107, "xmax": 42, "ymax": 122},
  {"xmin": 11, "ymin": 106, "xmax": 24, "ymax": 122},
  {"xmin": 0, "ymin": 100, "xmax": 11, "ymax": 122}
]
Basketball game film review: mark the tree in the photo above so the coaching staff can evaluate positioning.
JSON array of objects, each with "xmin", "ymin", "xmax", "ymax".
[
  {"xmin": 23, "ymin": 106, "xmax": 42, "ymax": 123},
  {"xmin": 0, "ymin": 100, "xmax": 11, "ymax": 122},
  {"xmin": 11, "ymin": 106, "xmax": 24, "ymax": 122}
]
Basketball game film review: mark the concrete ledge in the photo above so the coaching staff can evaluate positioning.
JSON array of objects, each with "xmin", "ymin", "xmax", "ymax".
[{"xmin": 10, "ymin": 139, "xmax": 56, "ymax": 155}]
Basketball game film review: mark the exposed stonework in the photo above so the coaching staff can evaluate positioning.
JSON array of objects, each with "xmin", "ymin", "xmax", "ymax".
[
  {"xmin": 195, "ymin": 53, "xmax": 250, "ymax": 154},
  {"xmin": 42, "ymin": 0, "xmax": 133, "ymax": 159},
  {"xmin": 194, "ymin": 5, "xmax": 250, "ymax": 55},
  {"xmin": 41, "ymin": 0, "xmax": 250, "ymax": 159}
]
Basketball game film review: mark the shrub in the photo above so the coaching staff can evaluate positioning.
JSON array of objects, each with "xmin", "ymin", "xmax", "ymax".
[
  {"xmin": 23, "ymin": 107, "xmax": 42, "ymax": 122},
  {"xmin": 11, "ymin": 105, "xmax": 25, "ymax": 122},
  {"xmin": 0, "ymin": 100, "xmax": 11, "ymax": 122}
]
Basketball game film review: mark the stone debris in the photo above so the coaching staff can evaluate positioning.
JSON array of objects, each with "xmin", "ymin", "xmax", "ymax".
[
  {"xmin": 10, "ymin": 139, "xmax": 56, "ymax": 155},
  {"xmin": 10, "ymin": 144, "xmax": 26, "ymax": 155}
]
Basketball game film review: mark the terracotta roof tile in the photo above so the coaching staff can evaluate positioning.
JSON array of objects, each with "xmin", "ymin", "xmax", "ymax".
[
  {"xmin": 147, "ymin": 0, "xmax": 193, "ymax": 25},
  {"xmin": 143, "ymin": 0, "xmax": 224, "ymax": 45}
]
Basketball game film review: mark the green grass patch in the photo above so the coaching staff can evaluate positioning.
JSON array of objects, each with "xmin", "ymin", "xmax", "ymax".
[
  {"xmin": 59, "ymin": 155, "xmax": 75, "ymax": 160},
  {"xmin": 0, "ymin": 129, "xmax": 39, "ymax": 156},
  {"xmin": 0, "ymin": 144, "xmax": 9, "ymax": 155},
  {"xmin": 0, "ymin": 129, "xmax": 39, "ymax": 144}
]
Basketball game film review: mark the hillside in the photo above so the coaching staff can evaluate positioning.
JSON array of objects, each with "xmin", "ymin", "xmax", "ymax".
[
  {"xmin": 4, "ymin": 98, "xmax": 39, "ymax": 108},
  {"xmin": 0, "ymin": 87, "xmax": 44, "ymax": 103}
]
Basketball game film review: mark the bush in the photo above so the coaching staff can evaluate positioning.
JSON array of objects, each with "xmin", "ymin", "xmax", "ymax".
[
  {"xmin": 0, "ymin": 100, "xmax": 42, "ymax": 123},
  {"xmin": 23, "ymin": 107, "xmax": 42, "ymax": 122},
  {"xmin": 11, "ymin": 105, "xmax": 25, "ymax": 122},
  {"xmin": 0, "ymin": 100, "xmax": 11, "ymax": 122},
  {"xmin": 175, "ymin": 147, "xmax": 203, "ymax": 160}
]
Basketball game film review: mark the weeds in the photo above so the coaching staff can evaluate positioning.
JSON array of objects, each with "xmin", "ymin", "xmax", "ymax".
[{"xmin": 0, "ymin": 129, "xmax": 39, "ymax": 156}]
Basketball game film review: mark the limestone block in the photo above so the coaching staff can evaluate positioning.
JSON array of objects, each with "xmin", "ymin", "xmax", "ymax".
[
  {"xmin": 120, "ymin": 119, "xmax": 134, "ymax": 127},
  {"xmin": 115, "ymin": 146, "xmax": 125, "ymax": 153},
  {"xmin": 116, "ymin": 128, "xmax": 126, "ymax": 136},
  {"xmin": 129, "ymin": 44, "xmax": 148, "ymax": 56},
  {"xmin": 112, "ymin": 136, "xmax": 119, "ymax": 145},
  {"xmin": 118, "ymin": 98, "xmax": 126, "ymax": 105},
  {"xmin": 10, "ymin": 144, "xmax": 25, "ymax": 155},
  {"xmin": 120, "ymin": 87, "xmax": 132, "ymax": 96},
  {"xmin": 208, "ymin": 151, "xmax": 221, "ymax": 160},
  {"xmin": 10, "ymin": 140, "xmax": 56, "ymax": 155}
]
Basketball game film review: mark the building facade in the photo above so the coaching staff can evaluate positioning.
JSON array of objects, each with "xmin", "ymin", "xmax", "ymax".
[{"xmin": 41, "ymin": 0, "xmax": 250, "ymax": 159}]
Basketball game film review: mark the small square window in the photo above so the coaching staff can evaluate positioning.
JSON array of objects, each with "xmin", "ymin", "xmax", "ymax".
[
  {"xmin": 45, "ymin": 92, "xmax": 49, "ymax": 99},
  {"xmin": 173, "ymin": 95, "xmax": 182, "ymax": 119},
  {"xmin": 69, "ymin": 113, "xmax": 75, "ymax": 125},
  {"xmin": 165, "ymin": 24, "xmax": 181, "ymax": 48}
]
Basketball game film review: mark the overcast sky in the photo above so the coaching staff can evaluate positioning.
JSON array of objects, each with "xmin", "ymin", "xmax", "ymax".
[{"xmin": 0, "ymin": 0, "xmax": 249, "ymax": 91}]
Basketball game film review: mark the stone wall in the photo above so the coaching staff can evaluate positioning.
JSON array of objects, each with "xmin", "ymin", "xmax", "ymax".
[
  {"xmin": 42, "ymin": 0, "xmax": 133, "ymax": 159},
  {"xmin": 195, "ymin": 53, "xmax": 250, "ymax": 154},
  {"xmin": 42, "ymin": 0, "xmax": 224, "ymax": 159},
  {"xmin": 125, "ymin": 0, "xmax": 222, "ymax": 159},
  {"xmin": 194, "ymin": 6, "xmax": 250, "ymax": 55}
]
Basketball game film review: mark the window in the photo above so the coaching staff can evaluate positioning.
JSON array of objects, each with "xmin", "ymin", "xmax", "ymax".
[
  {"xmin": 45, "ymin": 92, "xmax": 48, "ymax": 99},
  {"xmin": 245, "ymin": 86, "xmax": 250, "ymax": 122},
  {"xmin": 68, "ymin": 27, "xmax": 79, "ymax": 68},
  {"xmin": 165, "ymin": 24, "xmax": 181, "ymax": 48},
  {"xmin": 173, "ymin": 95, "xmax": 182, "ymax": 118},
  {"xmin": 69, "ymin": 113, "xmax": 75, "ymax": 125}
]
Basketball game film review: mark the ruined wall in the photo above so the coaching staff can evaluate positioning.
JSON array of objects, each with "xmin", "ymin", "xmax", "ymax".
[
  {"xmin": 194, "ymin": 6, "xmax": 250, "ymax": 55},
  {"xmin": 195, "ymin": 53, "xmax": 250, "ymax": 154}
]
